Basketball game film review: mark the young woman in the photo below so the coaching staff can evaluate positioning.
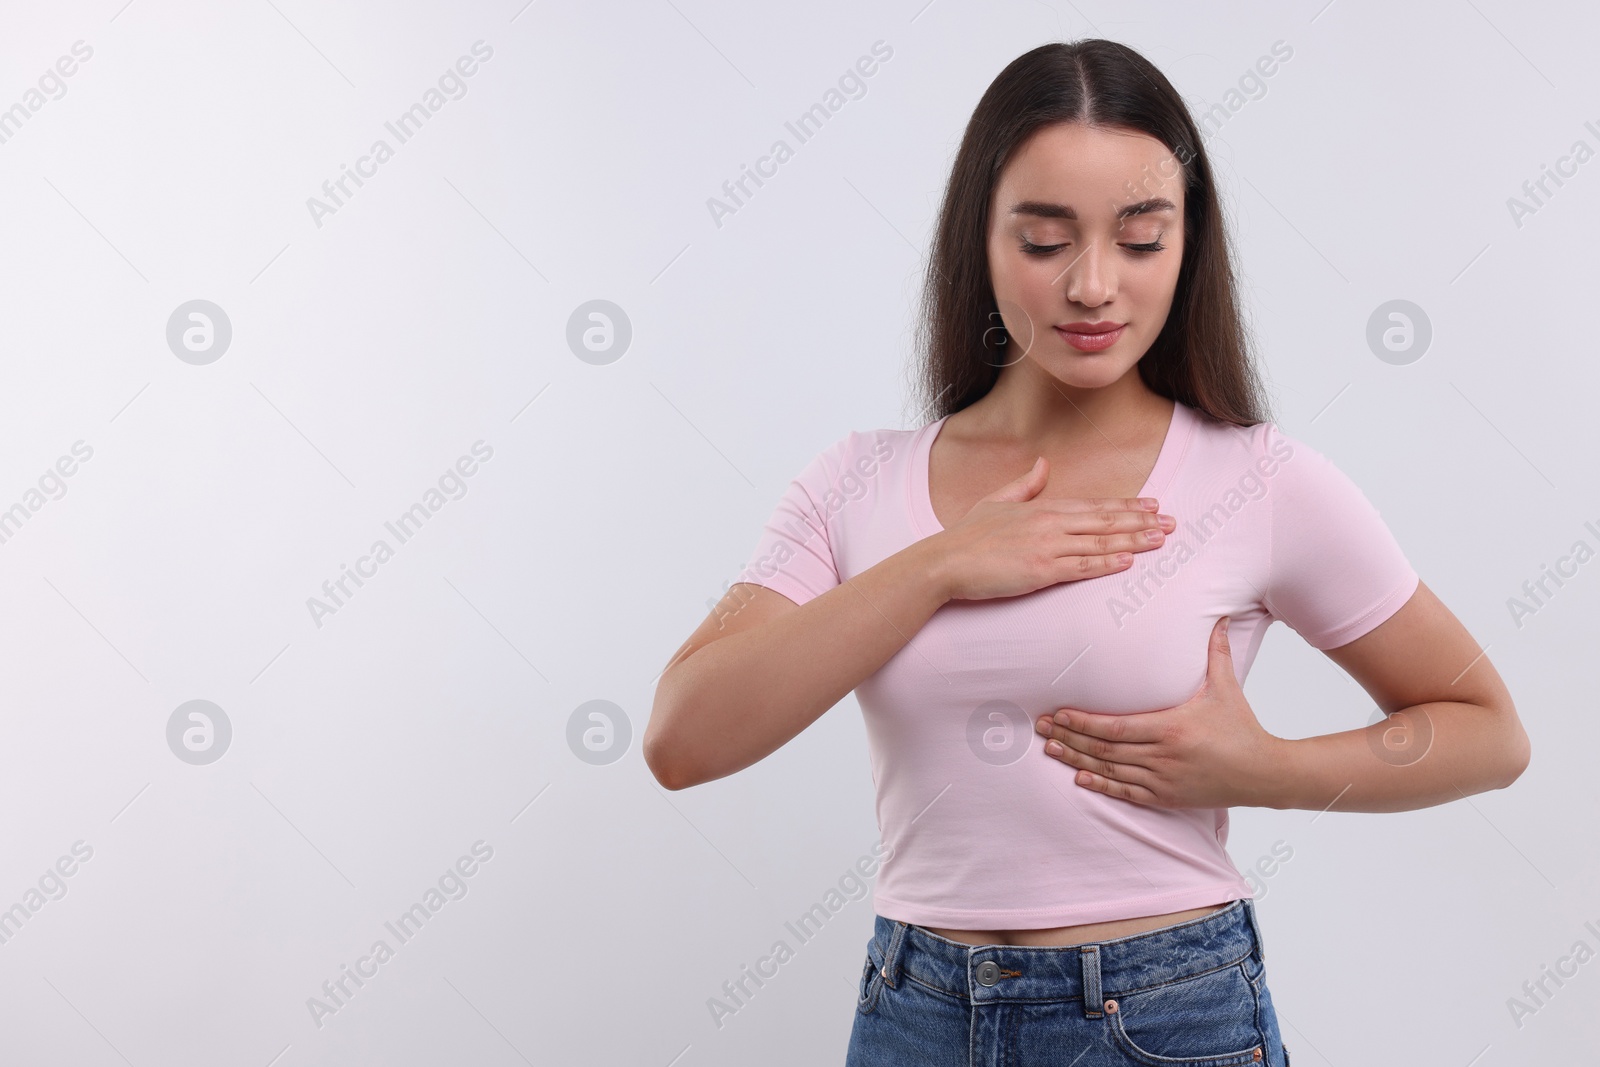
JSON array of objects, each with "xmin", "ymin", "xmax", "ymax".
[{"xmin": 646, "ymin": 39, "xmax": 1527, "ymax": 1066}]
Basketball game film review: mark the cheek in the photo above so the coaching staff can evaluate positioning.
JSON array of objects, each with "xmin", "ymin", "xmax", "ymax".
[
  {"xmin": 1128, "ymin": 259, "xmax": 1182, "ymax": 309},
  {"xmin": 990, "ymin": 258, "xmax": 1055, "ymax": 319},
  {"xmin": 1004, "ymin": 257, "xmax": 1061, "ymax": 300},
  {"xmin": 986, "ymin": 248, "xmax": 1013, "ymax": 294}
]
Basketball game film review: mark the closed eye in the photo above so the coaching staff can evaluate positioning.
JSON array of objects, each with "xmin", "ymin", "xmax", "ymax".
[{"xmin": 1019, "ymin": 238, "xmax": 1166, "ymax": 256}]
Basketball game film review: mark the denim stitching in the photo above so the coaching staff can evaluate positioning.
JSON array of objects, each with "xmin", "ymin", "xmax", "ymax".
[
  {"xmin": 1081, "ymin": 945, "xmax": 1104, "ymax": 1018},
  {"xmin": 881, "ymin": 921, "xmax": 908, "ymax": 989},
  {"xmin": 1243, "ymin": 898, "xmax": 1266, "ymax": 965},
  {"xmin": 856, "ymin": 953, "xmax": 885, "ymax": 1015},
  {"xmin": 1246, "ymin": 958, "xmax": 1271, "ymax": 1060},
  {"xmin": 1106, "ymin": 1016, "xmax": 1263, "ymax": 1067},
  {"xmin": 889, "ymin": 946, "xmax": 1252, "ymax": 1005},
  {"xmin": 1105, "ymin": 948, "xmax": 1254, "ymax": 999},
  {"xmin": 1104, "ymin": 957, "xmax": 1266, "ymax": 1067}
]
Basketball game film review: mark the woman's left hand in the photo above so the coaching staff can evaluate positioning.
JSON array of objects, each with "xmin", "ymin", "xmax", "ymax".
[{"xmin": 1034, "ymin": 616, "xmax": 1288, "ymax": 809}]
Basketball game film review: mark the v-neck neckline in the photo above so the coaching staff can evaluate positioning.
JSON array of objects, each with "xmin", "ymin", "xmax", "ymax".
[{"xmin": 909, "ymin": 400, "xmax": 1194, "ymax": 536}]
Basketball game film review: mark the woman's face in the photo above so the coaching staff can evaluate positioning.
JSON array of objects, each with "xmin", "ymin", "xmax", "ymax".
[{"xmin": 986, "ymin": 122, "xmax": 1186, "ymax": 389}]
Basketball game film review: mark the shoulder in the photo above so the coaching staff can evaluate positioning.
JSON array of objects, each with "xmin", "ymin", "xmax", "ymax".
[
  {"xmin": 780, "ymin": 425, "xmax": 919, "ymax": 508},
  {"xmin": 800, "ymin": 424, "xmax": 919, "ymax": 475},
  {"xmin": 1180, "ymin": 407, "xmax": 1332, "ymax": 485},
  {"xmin": 1206, "ymin": 416, "xmax": 1403, "ymax": 542},
  {"xmin": 1181, "ymin": 404, "xmax": 1273, "ymax": 451}
]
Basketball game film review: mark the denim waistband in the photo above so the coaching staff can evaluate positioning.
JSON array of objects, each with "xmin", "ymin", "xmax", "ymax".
[{"xmin": 869, "ymin": 898, "xmax": 1264, "ymax": 1018}]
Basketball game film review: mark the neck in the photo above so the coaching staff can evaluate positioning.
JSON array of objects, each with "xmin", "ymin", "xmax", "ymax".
[{"xmin": 964, "ymin": 357, "xmax": 1170, "ymax": 447}]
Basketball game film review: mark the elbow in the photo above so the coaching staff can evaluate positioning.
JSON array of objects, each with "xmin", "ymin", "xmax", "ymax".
[
  {"xmin": 643, "ymin": 709, "xmax": 699, "ymax": 791},
  {"xmin": 1502, "ymin": 735, "xmax": 1531, "ymax": 790},
  {"xmin": 644, "ymin": 673, "xmax": 686, "ymax": 790},
  {"xmin": 1493, "ymin": 706, "xmax": 1531, "ymax": 790},
  {"xmin": 646, "ymin": 667, "xmax": 730, "ymax": 792},
  {"xmin": 644, "ymin": 736, "xmax": 688, "ymax": 791}
]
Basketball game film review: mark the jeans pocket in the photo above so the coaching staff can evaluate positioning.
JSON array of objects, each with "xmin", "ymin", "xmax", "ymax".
[
  {"xmin": 1241, "ymin": 945, "xmax": 1266, "ymax": 994},
  {"xmin": 857, "ymin": 940, "xmax": 887, "ymax": 1015},
  {"xmin": 1105, "ymin": 957, "xmax": 1265, "ymax": 1066}
]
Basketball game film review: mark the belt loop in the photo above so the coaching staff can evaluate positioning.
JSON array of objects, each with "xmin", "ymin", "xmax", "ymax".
[
  {"xmin": 881, "ymin": 920, "xmax": 909, "ymax": 989},
  {"xmin": 1243, "ymin": 898, "xmax": 1265, "ymax": 964},
  {"xmin": 1079, "ymin": 945, "xmax": 1103, "ymax": 1017}
]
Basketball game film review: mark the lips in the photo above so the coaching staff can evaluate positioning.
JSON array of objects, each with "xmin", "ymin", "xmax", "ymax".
[
  {"xmin": 1054, "ymin": 323, "xmax": 1126, "ymax": 352},
  {"xmin": 1056, "ymin": 321, "xmax": 1125, "ymax": 334}
]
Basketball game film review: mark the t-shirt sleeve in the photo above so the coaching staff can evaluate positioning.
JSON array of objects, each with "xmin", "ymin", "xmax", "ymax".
[
  {"xmin": 1260, "ymin": 423, "xmax": 1420, "ymax": 650},
  {"xmin": 732, "ymin": 434, "xmax": 853, "ymax": 607}
]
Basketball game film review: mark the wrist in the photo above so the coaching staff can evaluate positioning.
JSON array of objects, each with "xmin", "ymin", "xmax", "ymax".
[
  {"xmin": 1258, "ymin": 734, "xmax": 1310, "ymax": 810},
  {"xmin": 909, "ymin": 532, "xmax": 957, "ymax": 604}
]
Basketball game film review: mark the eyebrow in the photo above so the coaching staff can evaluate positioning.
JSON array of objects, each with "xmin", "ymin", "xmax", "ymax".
[{"xmin": 1008, "ymin": 197, "xmax": 1177, "ymax": 221}]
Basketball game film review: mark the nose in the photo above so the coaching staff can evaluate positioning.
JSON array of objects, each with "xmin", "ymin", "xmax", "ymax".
[{"xmin": 1059, "ymin": 241, "xmax": 1114, "ymax": 308}]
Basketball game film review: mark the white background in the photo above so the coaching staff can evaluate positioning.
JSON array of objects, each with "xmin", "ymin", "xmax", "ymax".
[{"xmin": 0, "ymin": 0, "xmax": 1594, "ymax": 1064}]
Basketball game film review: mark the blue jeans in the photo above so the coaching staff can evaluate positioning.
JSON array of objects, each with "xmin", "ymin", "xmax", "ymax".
[{"xmin": 847, "ymin": 898, "xmax": 1290, "ymax": 1066}]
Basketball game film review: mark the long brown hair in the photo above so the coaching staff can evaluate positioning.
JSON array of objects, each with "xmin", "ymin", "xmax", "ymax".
[{"xmin": 911, "ymin": 39, "xmax": 1271, "ymax": 428}]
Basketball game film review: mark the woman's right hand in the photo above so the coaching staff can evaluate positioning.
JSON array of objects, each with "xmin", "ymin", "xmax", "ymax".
[{"xmin": 929, "ymin": 455, "xmax": 1175, "ymax": 602}]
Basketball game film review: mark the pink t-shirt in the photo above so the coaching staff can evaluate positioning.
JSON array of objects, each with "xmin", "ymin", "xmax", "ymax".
[{"xmin": 735, "ymin": 399, "xmax": 1419, "ymax": 928}]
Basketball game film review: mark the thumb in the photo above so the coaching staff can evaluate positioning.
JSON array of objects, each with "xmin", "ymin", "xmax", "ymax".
[
  {"xmin": 981, "ymin": 455, "xmax": 1048, "ymax": 504},
  {"xmin": 1208, "ymin": 616, "xmax": 1236, "ymax": 682}
]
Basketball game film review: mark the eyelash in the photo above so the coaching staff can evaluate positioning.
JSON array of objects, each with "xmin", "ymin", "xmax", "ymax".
[{"xmin": 1019, "ymin": 237, "xmax": 1166, "ymax": 256}]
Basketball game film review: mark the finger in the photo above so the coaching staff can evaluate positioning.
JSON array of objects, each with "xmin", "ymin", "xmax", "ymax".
[
  {"xmin": 1055, "ymin": 525, "xmax": 1171, "ymax": 562},
  {"xmin": 1049, "ymin": 551, "xmax": 1138, "ymax": 582},
  {"xmin": 1032, "ymin": 496, "xmax": 1161, "ymax": 516},
  {"xmin": 1037, "ymin": 510, "xmax": 1175, "ymax": 561},
  {"xmin": 979, "ymin": 456, "xmax": 1049, "ymax": 503},
  {"xmin": 1051, "ymin": 708, "xmax": 1165, "ymax": 744},
  {"xmin": 1038, "ymin": 720, "xmax": 1145, "ymax": 766},
  {"xmin": 1036, "ymin": 503, "xmax": 1173, "ymax": 537},
  {"xmin": 1042, "ymin": 733, "xmax": 1157, "ymax": 790},
  {"xmin": 1074, "ymin": 768, "xmax": 1160, "ymax": 805},
  {"xmin": 1211, "ymin": 615, "xmax": 1233, "ymax": 660},
  {"xmin": 1044, "ymin": 735, "xmax": 1125, "ymax": 780}
]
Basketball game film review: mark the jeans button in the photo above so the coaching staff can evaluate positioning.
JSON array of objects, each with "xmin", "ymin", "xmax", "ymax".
[{"xmin": 975, "ymin": 960, "xmax": 1000, "ymax": 986}]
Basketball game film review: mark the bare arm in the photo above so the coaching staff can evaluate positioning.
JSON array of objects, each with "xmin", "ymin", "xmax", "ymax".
[
  {"xmin": 644, "ymin": 536, "xmax": 951, "ymax": 790},
  {"xmin": 1270, "ymin": 579, "xmax": 1530, "ymax": 812}
]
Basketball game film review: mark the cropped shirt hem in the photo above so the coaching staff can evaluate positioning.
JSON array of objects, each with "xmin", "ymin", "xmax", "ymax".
[{"xmin": 873, "ymin": 878, "xmax": 1254, "ymax": 930}]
